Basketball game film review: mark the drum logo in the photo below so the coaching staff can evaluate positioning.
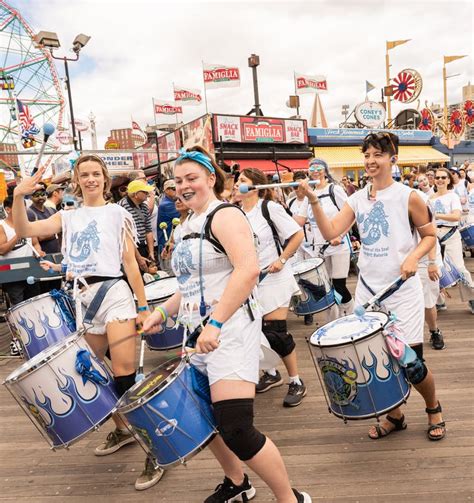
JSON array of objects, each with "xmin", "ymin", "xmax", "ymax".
[
  {"xmin": 319, "ymin": 357, "xmax": 357, "ymax": 406},
  {"xmin": 155, "ymin": 418, "xmax": 177, "ymax": 436}
]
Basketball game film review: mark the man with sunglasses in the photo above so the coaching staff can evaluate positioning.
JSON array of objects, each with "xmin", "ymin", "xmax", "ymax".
[{"xmin": 299, "ymin": 131, "xmax": 446, "ymax": 441}]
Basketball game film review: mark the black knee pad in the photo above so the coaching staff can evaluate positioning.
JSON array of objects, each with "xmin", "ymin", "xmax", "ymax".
[
  {"xmin": 114, "ymin": 372, "xmax": 136, "ymax": 396},
  {"xmin": 405, "ymin": 358, "xmax": 428, "ymax": 385},
  {"xmin": 213, "ymin": 399, "xmax": 266, "ymax": 461},
  {"xmin": 262, "ymin": 320, "xmax": 295, "ymax": 358}
]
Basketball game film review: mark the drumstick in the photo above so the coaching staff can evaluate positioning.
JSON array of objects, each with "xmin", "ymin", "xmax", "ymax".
[
  {"xmin": 25, "ymin": 241, "xmax": 42, "ymax": 259},
  {"xmin": 135, "ymin": 329, "xmax": 146, "ymax": 382},
  {"xmin": 354, "ymin": 276, "xmax": 406, "ymax": 317},
  {"xmin": 159, "ymin": 222, "xmax": 169, "ymax": 242},
  {"xmin": 164, "ymin": 218, "xmax": 180, "ymax": 252}
]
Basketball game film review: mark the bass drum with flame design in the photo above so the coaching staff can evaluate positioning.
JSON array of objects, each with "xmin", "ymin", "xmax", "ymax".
[
  {"xmin": 309, "ymin": 311, "xmax": 410, "ymax": 420},
  {"xmin": 3, "ymin": 332, "xmax": 118, "ymax": 448}
]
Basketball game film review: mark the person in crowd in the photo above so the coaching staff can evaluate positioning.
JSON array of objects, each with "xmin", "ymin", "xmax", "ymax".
[
  {"xmin": 129, "ymin": 169, "xmax": 155, "ymax": 213},
  {"xmin": 143, "ymin": 146, "xmax": 311, "ymax": 503},
  {"xmin": 341, "ymin": 175, "xmax": 357, "ymax": 195},
  {"xmin": 44, "ymin": 183, "xmax": 65, "ymax": 210},
  {"xmin": 450, "ymin": 167, "xmax": 469, "ymax": 222},
  {"xmin": 157, "ymin": 179, "xmax": 180, "ymax": 259},
  {"xmin": 426, "ymin": 168, "xmax": 436, "ymax": 189},
  {"xmin": 12, "ymin": 154, "xmax": 163, "ymax": 491},
  {"xmin": 300, "ymin": 131, "xmax": 446, "ymax": 441},
  {"xmin": 429, "ymin": 167, "xmax": 474, "ymax": 314},
  {"xmin": 235, "ymin": 167, "xmax": 307, "ymax": 408},
  {"xmin": 295, "ymin": 159, "xmax": 354, "ymax": 321},
  {"xmin": 417, "ymin": 173, "xmax": 435, "ymax": 197},
  {"xmin": 118, "ymin": 180, "xmax": 156, "ymax": 272}
]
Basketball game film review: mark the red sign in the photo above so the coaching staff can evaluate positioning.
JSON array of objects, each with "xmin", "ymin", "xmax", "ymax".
[
  {"xmin": 213, "ymin": 115, "xmax": 307, "ymax": 144},
  {"xmin": 155, "ymin": 103, "xmax": 183, "ymax": 115}
]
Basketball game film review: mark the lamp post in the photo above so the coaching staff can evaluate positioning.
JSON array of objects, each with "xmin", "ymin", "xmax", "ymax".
[
  {"xmin": 34, "ymin": 31, "xmax": 91, "ymax": 152},
  {"xmin": 248, "ymin": 54, "xmax": 263, "ymax": 116}
]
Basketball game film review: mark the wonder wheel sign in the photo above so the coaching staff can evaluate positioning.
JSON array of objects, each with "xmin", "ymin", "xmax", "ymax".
[
  {"xmin": 463, "ymin": 100, "xmax": 474, "ymax": 126},
  {"xmin": 391, "ymin": 68, "xmax": 423, "ymax": 104},
  {"xmin": 418, "ymin": 108, "xmax": 435, "ymax": 131},
  {"xmin": 449, "ymin": 109, "xmax": 465, "ymax": 138}
]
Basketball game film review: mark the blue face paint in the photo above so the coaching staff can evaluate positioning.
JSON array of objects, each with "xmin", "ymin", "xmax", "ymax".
[{"xmin": 176, "ymin": 148, "xmax": 215, "ymax": 174}]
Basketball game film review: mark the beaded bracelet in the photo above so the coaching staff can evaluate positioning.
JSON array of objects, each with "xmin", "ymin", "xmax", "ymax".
[{"xmin": 154, "ymin": 306, "xmax": 168, "ymax": 323}]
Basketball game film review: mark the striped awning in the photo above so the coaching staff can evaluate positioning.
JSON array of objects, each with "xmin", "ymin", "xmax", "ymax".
[{"xmin": 313, "ymin": 146, "xmax": 450, "ymax": 168}]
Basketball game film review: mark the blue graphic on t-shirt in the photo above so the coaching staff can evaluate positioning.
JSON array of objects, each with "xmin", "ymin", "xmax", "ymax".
[
  {"xmin": 357, "ymin": 201, "xmax": 389, "ymax": 246},
  {"xmin": 433, "ymin": 199, "xmax": 445, "ymax": 215},
  {"xmin": 172, "ymin": 239, "xmax": 195, "ymax": 284},
  {"xmin": 69, "ymin": 220, "xmax": 100, "ymax": 262}
]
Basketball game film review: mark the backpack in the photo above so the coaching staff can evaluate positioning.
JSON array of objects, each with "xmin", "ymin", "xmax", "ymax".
[
  {"xmin": 317, "ymin": 183, "xmax": 340, "ymax": 210},
  {"xmin": 261, "ymin": 199, "xmax": 285, "ymax": 255}
]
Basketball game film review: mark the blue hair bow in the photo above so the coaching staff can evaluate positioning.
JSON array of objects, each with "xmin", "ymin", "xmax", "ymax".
[{"xmin": 176, "ymin": 148, "xmax": 215, "ymax": 174}]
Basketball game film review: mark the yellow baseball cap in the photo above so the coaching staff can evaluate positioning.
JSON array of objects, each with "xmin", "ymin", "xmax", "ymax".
[{"xmin": 127, "ymin": 180, "xmax": 154, "ymax": 194}]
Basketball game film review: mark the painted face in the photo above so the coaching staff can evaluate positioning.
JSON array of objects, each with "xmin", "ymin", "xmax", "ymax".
[
  {"xmin": 363, "ymin": 145, "xmax": 392, "ymax": 178},
  {"xmin": 174, "ymin": 161, "xmax": 215, "ymax": 210},
  {"xmin": 76, "ymin": 160, "xmax": 105, "ymax": 198}
]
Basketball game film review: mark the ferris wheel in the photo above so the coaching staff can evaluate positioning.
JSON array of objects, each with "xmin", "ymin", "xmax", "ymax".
[{"xmin": 0, "ymin": 0, "xmax": 65, "ymax": 175}]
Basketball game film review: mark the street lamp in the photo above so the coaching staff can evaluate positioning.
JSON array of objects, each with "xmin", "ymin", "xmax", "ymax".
[
  {"xmin": 35, "ymin": 30, "xmax": 91, "ymax": 151},
  {"xmin": 247, "ymin": 54, "xmax": 263, "ymax": 116}
]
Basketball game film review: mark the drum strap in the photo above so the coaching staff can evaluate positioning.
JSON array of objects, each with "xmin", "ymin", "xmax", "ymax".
[
  {"xmin": 359, "ymin": 275, "xmax": 404, "ymax": 305},
  {"xmin": 438, "ymin": 226, "xmax": 457, "ymax": 245},
  {"xmin": 83, "ymin": 278, "xmax": 123, "ymax": 325}
]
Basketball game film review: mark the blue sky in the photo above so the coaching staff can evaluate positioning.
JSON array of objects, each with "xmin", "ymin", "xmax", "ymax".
[{"xmin": 2, "ymin": 0, "xmax": 473, "ymax": 149}]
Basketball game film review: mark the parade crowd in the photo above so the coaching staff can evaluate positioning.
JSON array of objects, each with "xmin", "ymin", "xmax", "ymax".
[{"xmin": 1, "ymin": 134, "xmax": 474, "ymax": 503}]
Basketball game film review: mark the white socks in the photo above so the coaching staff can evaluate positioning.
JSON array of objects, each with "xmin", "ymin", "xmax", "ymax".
[
  {"xmin": 266, "ymin": 368, "xmax": 277, "ymax": 377},
  {"xmin": 338, "ymin": 299, "xmax": 354, "ymax": 317},
  {"xmin": 289, "ymin": 375, "xmax": 302, "ymax": 385}
]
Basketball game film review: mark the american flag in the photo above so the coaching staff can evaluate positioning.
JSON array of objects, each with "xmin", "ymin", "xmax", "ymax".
[{"xmin": 16, "ymin": 99, "xmax": 40, "ymax": 139}]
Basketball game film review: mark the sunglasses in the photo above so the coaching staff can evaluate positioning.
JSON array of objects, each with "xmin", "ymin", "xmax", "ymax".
[
  {"xmin": 166, "ymin": 187, "xmax": 176, "ymax": 191},
  {"xmin": 435, "ymin": 176, "xmax": 448, "ymax": 180},
  {"xmin": 364, "ymin": 132, "xmax": 397, "ymax": 154},
  {"xmin": 32, "ymin": 191, "xmax": 46, "ymax": 197}
]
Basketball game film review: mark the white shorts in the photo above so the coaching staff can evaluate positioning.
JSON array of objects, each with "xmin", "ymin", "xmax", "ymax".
[
  {"xmin": 324, "ymin": 250, "xmax": 350, "ymax": 279},
  {"xmin": 418, "ymin": 267, "xmax": 440, "ymax": 309},
  {"xmin": 355, "ymin": 274, "xmax": 424, "ymax": 346},
  {"xmin": 190, "ymin": 305, "xmax": 262, "ymax": 386},
  {"xmin": 77, "ymin": 279, "xmax": 137, "ymax": 334},
  {"xmin": 257, "ymin": 265, "xmax": 299, "ymax": 315}
]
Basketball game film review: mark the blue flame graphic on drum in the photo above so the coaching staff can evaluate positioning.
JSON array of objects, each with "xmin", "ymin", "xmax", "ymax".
[{"xmin": 20, "ymin": 362, "xmax": 117, "ymax": 446}]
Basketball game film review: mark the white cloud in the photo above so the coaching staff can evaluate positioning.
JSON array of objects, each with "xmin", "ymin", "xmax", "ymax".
[{"xmin": 8, "ymin": 0, "xmax": 474, "ymax": 149}]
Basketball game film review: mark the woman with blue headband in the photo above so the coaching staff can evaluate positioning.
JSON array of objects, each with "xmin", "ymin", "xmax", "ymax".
[
  {"xmin": 294, "ymin": 158, "xmax": 354, "ymax": 321},
  {"xmin": 143, "ymin": 146, "xmax": 311, "ymax": 503}
]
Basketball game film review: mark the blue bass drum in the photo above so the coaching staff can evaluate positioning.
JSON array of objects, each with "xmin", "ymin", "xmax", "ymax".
[
  {"xmin": 291, "ymin": 258, "xmax": 335, "ymax": 315},
  {"xmin": 115, "ymin": 357, "xmax": 216, "ymax": 467},
  {"xmin": 141, "ymin": 277, "xmax": 184, "ymax": 350},
  {"xmin": 309, "ymin": 312, "xmax": 410, "ymax": 420},
  {"xmin": 6, "ymin": 291, "xmax": 76, "ymax": 360},
  {"xmin": 439, "ymin": 255, "xmax": 461, "ymax": 289},
  {"xmin": 460, "ymin": 224, "xmax": 474, "ymax": 248},
  {"xmin": 3, "ymin": 332, "xmax": 118, "ymax": 448}
]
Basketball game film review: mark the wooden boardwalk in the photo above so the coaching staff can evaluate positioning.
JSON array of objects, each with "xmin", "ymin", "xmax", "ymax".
[{"xmin": 1, "ymin": 262, "xmax": 473, "ymax": 502}]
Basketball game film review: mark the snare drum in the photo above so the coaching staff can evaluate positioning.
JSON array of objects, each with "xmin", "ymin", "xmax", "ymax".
[
  {"xmin": 115, "ymin": 357, "xmax": 216, "ymax": 467},
  {"xmin": 439, "ymin": 255, "xmax": 461, "ymax": 289},
  {"xmin": 291, "ymin": 258, "xmax": 335, "ymax": 315},
  {"xmin": 6, "ymin": 291, "xmax": 76, "ymax": 360},
  {"xmin": 141, "ymin": 278, "xmax": 184, "ymax": 350},
  {"xmin": 3, "ymin": 332, "xmax": 118, "ymax": 448},
  {"xmin": 309, "ymin": 312, "xmax": 410, "ymax": 420},
  {"xmin": 460, "ymin": 224, "xmax": 474, "ymax": 248}
]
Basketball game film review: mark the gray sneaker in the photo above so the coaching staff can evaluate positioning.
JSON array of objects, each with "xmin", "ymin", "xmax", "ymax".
[
  {"xmin": 283, "ymin": 380, "xmax": 307, "ymax": 407},
  {"xmin": 436, "ymin": 303, "xmax": 447, "ymax": 311},
  {"xmin": 256, "ymin": 370, "xmax": 284, "ymax": 393},
  {"xmin": 430, "ymin": 329, "xmax": 445, "ymax": 350},
  {"xmin": 469, "ymin": 300, "xmax": 474, "ymax": 314},
  {"xmin": 94, "ymin": 428, "xmax": 136, "ymax": 456},
  {"xmin": 135, "ymin": 454, "xmax": 164, "ymax": 491}
]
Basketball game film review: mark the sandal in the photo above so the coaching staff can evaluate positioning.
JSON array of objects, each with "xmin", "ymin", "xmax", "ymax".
[
  {"xmin": 426, "ymin": 402, "xmax": 446, "ymax": 441},
  {"xmin": 368, "ymin": 414, "xmax": 407, "ymax": 439}
]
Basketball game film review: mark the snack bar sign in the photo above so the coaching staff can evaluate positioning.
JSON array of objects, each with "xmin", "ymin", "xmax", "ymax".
[{"xmin": 213, "ymin": 115, "xmax": 307, "ymax": 144}]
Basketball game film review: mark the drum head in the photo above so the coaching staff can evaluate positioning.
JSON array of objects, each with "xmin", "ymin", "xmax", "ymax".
[
  {"xmin": 292, "ymin": 257, "xmax": 324, "ymax": 275},
  {"xmin": 4, "ymin": 332, "xmax": 82, "ymax": 383},
  {"xmin": 117, "ymin": 357, "xmax": 182, "ymax": 411},
  {"xmin": 310, "ymin": 312, "xmax": 388, "ymax": 347},
  {"xmin": 140, "ymin": 277, "xmax": 179, "ymax": 303}
]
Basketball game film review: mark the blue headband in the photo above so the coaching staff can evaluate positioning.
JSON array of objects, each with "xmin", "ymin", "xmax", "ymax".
[
  {"xmin": 309, "ymin": 158, "xmax": 328, "ymax": 172},
  {"xmin": 176, "ymin": 148, "xmax": 215, "ymax": 174}
]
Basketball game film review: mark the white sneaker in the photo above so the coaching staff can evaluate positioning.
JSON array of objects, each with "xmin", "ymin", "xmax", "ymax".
[{"xmin": 135, "ymin": 455, "xmax": 164, "ymax": 491}]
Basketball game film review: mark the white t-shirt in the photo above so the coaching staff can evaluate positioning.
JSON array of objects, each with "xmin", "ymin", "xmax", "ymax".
[
  {"xmin": 298, "ymin": 183, "xmax": 349, "ymax": 256},
  {"xmin": 0, "ymin": 220, "xmax": 33, "ymax": 259},
  {"xmin": 428, "ymin": 192, "xmax": 462, "ymax": 227},
  {"xmin": 416, "ymin": 191, "xmax": 442, "ymax": 268},
  {"xmin": 469, "ymin": 188, "xmax": 474, "ymax": 216},
  {"xmin": 288, "ymin": 196, "xmax": 313, "ymax": 246},
  {"xmin": 244, "ymin": 199, "xmax": 301, "ymax": 269},
  {"xmin": 453, "ymin": 180, "xmax": 469, "ymax": 212},
  {"xmin": 61, "ymin": 204, "xmax": 136, "ymax": 278}
]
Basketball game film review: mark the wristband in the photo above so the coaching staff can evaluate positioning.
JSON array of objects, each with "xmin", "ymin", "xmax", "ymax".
[
  {"xmin": 427, "ymin": 260, "xmax": 437, "ymax": 266},
  {"xmin": 137, "ymin": 305, "xmax": 149, "ymax": 312},
  {"xmin": 208, "ymin": 318, "xmax": 223, "ymax": 329},
  {"xmin": 154, "ymin": 306, "xmax": 168, "ymax": 323}
]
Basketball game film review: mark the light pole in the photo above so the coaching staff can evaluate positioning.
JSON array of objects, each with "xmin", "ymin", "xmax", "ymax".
[
  {"xmin": 247, "ymin": 54, "xmax": 263, "ymax": 116},
  {"xmin": 442, "ymin": 55, "xmax": 467, "ymax": 156},
  {"xmin": 34, "ymin": 31, "xmax": 91, "ymax": 152}
]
